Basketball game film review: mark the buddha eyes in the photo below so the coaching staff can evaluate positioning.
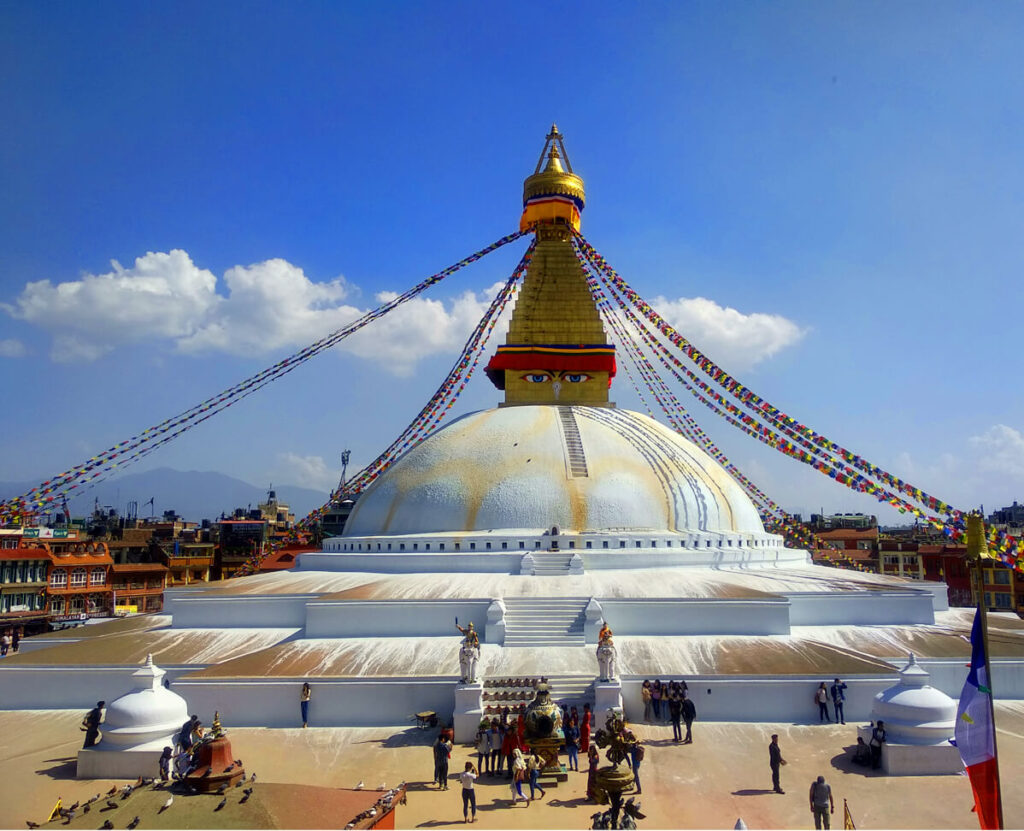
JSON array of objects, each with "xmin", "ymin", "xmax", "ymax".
[{"xmin": 520, "ymin": 372, "xmax": 592, "ymax": 384}]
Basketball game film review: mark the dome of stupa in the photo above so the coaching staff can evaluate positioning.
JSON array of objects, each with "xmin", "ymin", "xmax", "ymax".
[
  {"xmin": 344, "ymin": 405, "xmax": 766, "ymax": 538},
  {"xmin": 97, "ymin": 654, "xmax": 189, "ymax": 750},
  {"xmin": 870, "ymin": 652, "xmax": 957, "ymax": 745}
]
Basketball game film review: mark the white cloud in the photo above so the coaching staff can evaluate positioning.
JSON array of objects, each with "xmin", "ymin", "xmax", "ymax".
[
  {"xmin": 968, "ymin": 424, "xmax": 1024, "ymax": 478},
  {"xmin": 0, "ymin": 339, "xmax": 26, "ymax": 358},
  {"xmin": 648, "ymin": 295, "xmax": 806, "ymax": 370},
  {"xmin": 2, "ymin": 250, "xmax": 507, "ymax": 374},
  {"xmin": 275, "ymin": 452, "xmax": 337, "ymax": 492}
]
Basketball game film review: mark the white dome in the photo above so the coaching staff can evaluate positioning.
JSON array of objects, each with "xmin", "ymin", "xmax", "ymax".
[
  {"xmin": 345, "ymin": 406, "xmax": 765, "ymax": 537},
  {"xmin": 98, "ymin": 655, "xmax": 189, "ymax": 750},
  {"xmin": 871, "ymin": 653, "xmax": 957, "ymax": 745}
]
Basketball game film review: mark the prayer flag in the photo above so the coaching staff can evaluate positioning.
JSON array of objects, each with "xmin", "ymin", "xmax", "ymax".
[
  {"xmin": 843, "ymin": 798, "xmax": 856, "ymax": 830},
  {"xmin": 954, "ymin": 609, "xmax": 1001, "ymax": 829}
]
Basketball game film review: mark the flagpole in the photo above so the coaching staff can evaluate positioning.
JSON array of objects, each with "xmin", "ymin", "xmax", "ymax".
[{"xmin": 967, "ymin": 513, "xmax": 1004, "ymax": 829}]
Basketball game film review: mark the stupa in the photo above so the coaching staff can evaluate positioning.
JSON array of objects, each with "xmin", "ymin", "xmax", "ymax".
[{"xmin": 3, "ymin": 129, "xmax": 1023, "ymax": 740}]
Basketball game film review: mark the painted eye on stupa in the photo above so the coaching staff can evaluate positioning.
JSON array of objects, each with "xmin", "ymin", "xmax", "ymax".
[
  {"xmin": 522, "ymin": 373, "xmax": 552, "ymax": 383},
  {"xmin": 563, "ymin": 374, "xmax": 591, "ymax": 383}
]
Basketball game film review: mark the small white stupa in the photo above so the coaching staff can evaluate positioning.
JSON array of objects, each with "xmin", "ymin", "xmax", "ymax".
[
  {"xmin": 77, "ymin": 654, "xmax": 189, "ymax": 779},
  {"xmin": 857, "ymin": 652, "xmax": 963, "ymax": 775}
]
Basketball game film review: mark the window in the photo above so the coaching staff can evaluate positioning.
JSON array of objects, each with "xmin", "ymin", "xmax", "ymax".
[
  {"xmin": 586, "ymin": 541, "xmax": 592, "ymax": 549},
  {"xmin": 68, "ymin": 595, "xmax": 85, "ymax": 613},
  {"xmin": 470, "ymin": 543, "xmax": 476, "ymax": 551},
  {"xmin": 569, "ymin": 541, "xmax": 575, "ymax": 549},
  {"xmin": 857, "ymin": 541, "xmax": 873, "ymax": 550},
  {"xmin": 439, "ymin": 543, "xmax": 445, "ymax": 551},
  {"xmin": 535, "ymin": 541, "xmax": 541, "ymax": 549},
  {"xmin": 49, "ymin": 597, "xmax": 65, "ymax": 615},
  {"xmin": 602, "ymin": 541, "xmax": 609, "ymax": 549},
  {"xmin": 486, "ymin": 543, "xmax": 492, "ymax": 550},
  {"xmin": 502, "ymin": 542, "xmax": 507, "ymax": 550},
  {"xmin": 412, "ymin": 543, "xmax": 418, "ymax": 551},
  {"xmin": 90, "ymin": 567, "xmax": 106, "ymax": 586},
  {"xmin": 993, "ymin": 570, "xmax": 1011, "ymax": 585},
  {"xmin": 666, "ymin": 540, "xmax": 672, "ymax": 548},
  {"xmin": 50, "ymin": 569, "xmax": 67, "ymax": 588},
  {"xmin": 995, "ymin": 593, "xmax": 1013, "ymax": 609},
  {"xmin": 519, "ymin": 541, "xmax": 525, "ymax": 550},
  {"xmin": 651, "ymin": 541, "xmax": 656, "ymax": 548},
  {"xmin": 425, "ymin": 544, "xmax": 430, "ymax": 551},
  {"xmin": 399, "ymin": 544, "xmax": 405, "ymax": 551},
  {"xmin": 620, "ymin": 541, "xmax": 626, "ymax": 549}
]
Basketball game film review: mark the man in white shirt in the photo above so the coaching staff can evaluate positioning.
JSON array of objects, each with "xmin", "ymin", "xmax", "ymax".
[{"xmin": 459, "ymin": 762, "xmax": 478, "ymax": 823}]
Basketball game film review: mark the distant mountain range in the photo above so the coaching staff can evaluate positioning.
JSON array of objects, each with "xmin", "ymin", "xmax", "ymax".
[{"xmin": 0, "ymin": 468, "xmax": 331, "ymax": 524}]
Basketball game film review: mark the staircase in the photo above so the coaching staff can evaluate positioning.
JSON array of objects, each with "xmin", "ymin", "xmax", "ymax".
[
  {"xmin": 558, "ymin": 406, "xmax": 589, "ymax": 478},
  {"xmin": 530, "ymin": 551, "xmax": 575, "ymax": 575},
  {"xmin": 502, "ymin": 596, "xmax": 588, "ymax": 647},
  {"xmin": 545, "ymin": 674, "xmax": 595, "ymax": 709}
]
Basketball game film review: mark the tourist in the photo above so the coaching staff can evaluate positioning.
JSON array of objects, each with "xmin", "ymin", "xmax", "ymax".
[
  {"xmin": 660, "ymin": 680, "xmax": 671, "ymax": 721},
  {"xmin": 501, "ymin": 725, "xmax": 516, "ymax": 778},
  {"xmin": 627, "ymin": 732, "xmax": 644, "ymax": 794},
  {"xmin": 488, "ymin": 723, "xmax": 502, "ymax": 776},
  {"xmin": 641, "ymin": 680, "xmax": 652, "ymax": 722},
  {"xmin": 651, "ymin": 680, "xmax": 662, "ymax": 720},
  {"xmin": 830, "ymin": 678, "xmax": 847, "ymax": 725},
  {"xmin": 870, "ymin": 721, "xmax": 886, "ymax": 770},
  {"xmin": 12, "ymin": 626, "xmax": 22, "ymax": 653},
  {"xmin": 0, "ymin": 629, "xmax": 11, "ymax": 656},
  {"xmin": 668, "ymin": 692, "xmax": 683, "ymax": 742},
  {"xmin": 527, "ymin": 751, "xmax": 547, "ymax": 800},
  {"xmin": 852, "ymin": 737, "xmax": 871, "ymax": 766},
  {"xmin": 178, "ymin": 715, "xmax": 201, "ymax": 753},
  {"xmin": 586, "ymin": 745, "xmax": 600, "ymax": 802},
  {"xmin": 680, "ymin": 691, "xmax": 696, "ymax": 744},
  {"xmin": 475, "ymin": 727, "xmax": 490, "ymax": 774},
  {"xmin": 815, "ymin": 682, "xmax": 831, "ymax": 723},
  {"xmin": 460, "ymin": 761, "xmax": 478, "ymax": 823},
  {"xmin": 300, "ymin": 682, "xmax": 311, "ymax": 728},
  {"xmin": 769, "ymin": 734, "xmax": 786, "ymax": 794},
  {"xmin": 158, "ymin": 746, "xmax": 173, "ymax": 782},
  {"xmin": 81, "ymin": 700, "xmax": 105, "ymax": 749},
  {"xmin": 580, "ymin": 703, "xmax": 592, "ymax": 753},
  {"xmin": 434, "ymin": 733, "xmax": 452, "ymax": 789},
  {"xmin": 564, "ymin": 717, "xmax": 580, "ymax": 771},
  {"xmin": 510, "ymin": 748, "xmax": 528, "ymax": 805},
  {"xmin": 809, "ymin": 774, "xmax": 834, "ymax": 829}
]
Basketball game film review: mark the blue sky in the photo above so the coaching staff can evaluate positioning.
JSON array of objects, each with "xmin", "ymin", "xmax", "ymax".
[{"xmin": 2, "ymin": 1, "xmax": 1022, "ymax": 524}]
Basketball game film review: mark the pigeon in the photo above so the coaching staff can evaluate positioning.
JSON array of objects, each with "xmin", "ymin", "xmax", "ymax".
[
  {"xmin": 159, "ymin": 797, "xmax": 173, "ymax": 814},
  {"xmin": 62, "ymin": 810, "xmax": 75, "ymax": 825},
  {"xmin": 87, "ymin": 793, "xmax": 101, "ymax": 804},
  {"xmin": 68, "ymin": 801, "xmax": 80, "ymax": 811},
  {"xmin": 234, "ymin": 779, "xmax": 244, "ymax": 788},
  {"xmin": 223, "ymin": 763, "xmax": 235, "ymax": 773},
  {"xmin": 105, "ymin": 800, "xmax": 118, "ymax": 811},
  {"xmin": 355, "ymin": 780, "xmax": 364, "ymax": 790},
  {"xmin": 126, "ymin": 816, "xmax": 140, "ymax": 830},
  {"xmin": 141, "ymin": 777, "xmax": 154, "ymax": 786},
  {"xmin": 214, "ymin": 798, "xmax": 227, "ymax": 812},
  {"xmin": 243, "ymin": 788, "xmax": 253, "ymax": 797},
  {"xmin": 107, "ymin": 787, "xmax": 118, "ymax": 796},
  {"xmin": 233, "ymin": 758, "xmax": 243, "ymax": 767},
  {"xmin": 83, "ymin": 803, "xmax": 90, "ymax": 814},
  {"xmin": 216, "ymin": 783, "xmax": 228, "ymax": 796},
  {"xmin": 101, "ymin": 822, "xmax": 114, "ymax": 830},
  {"xmin": 239, "ymin": 793, "xmax": 250, "ymax": 805},
  {"xmin": 26, "ymin": 822, "xmax": 39, "ymax": 829},
  {"xmin": 249, "ymin": 773, "xmax": 256, "ymax": 784},
  {"xmin": 201, "ymin": 767, "xmax": 213, "ymax": 778}
]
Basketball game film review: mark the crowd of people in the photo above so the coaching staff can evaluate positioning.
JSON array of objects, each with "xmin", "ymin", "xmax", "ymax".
[
  {"xmin": 0, "ymin": 626, "xmax": 22, "ymax": 656},
  {"xmin": 640, "ymin": 679, "xmax": 696, "ymax": 743}
]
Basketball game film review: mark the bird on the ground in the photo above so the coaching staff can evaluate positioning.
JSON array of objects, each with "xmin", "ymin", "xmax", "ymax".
[
  {"xmin": 25, "ymin": 821, "xmax": 39, "ymax": 829},
  {"xmin": 82, "ymin": 803, "xmax": 90, "ymax": 814},
  {"xmin": 234, "ymin": 779, "xmax": 244, "ymax": 788},
  {"xmin": 152, "ymin": 782, "xmax": 164, "ymax": 791},
  {"xmin": 355, "ymin": 781, "xmax": 364, "ymax": 790},
  {"xmin": 233, "ymin": 758, "xmax": 242, "ymax": 767},
  {"xmin": 214, "ymin": 798, "xmax": 227, "ymax": 812},
  {"xmin": 159, "ymin": 797, "xmax": 173, "ymax": 814},
  {"xmin": 377, "ymin": 782, "xmax": 386, "ymax": 791},
  {"xmin": 106, "ymin": 787, "xmax": 118, "ymax": 796},
  {"xmin": 141, "ymin": 777, "xmax": 154, "ymax": 786},
  {"xmin": 87, "ymin": 793, "xmax": 100, "ymax": 804},
  {"xmin": 202, "ymin": 766, "xmax": 213, "ymax": 778},
  {"xmin": 105, "ymin": 800, "xmax": 118, "ymax": 811},
  {"xmin": 239, "ymin": 793, "xmax": 250, "ymax": 805},
  {"xmin": 67, "ymin": 801, "xmax": 80, "ymax": 811},
  {"xmin": 223, "ymin": 763, "xmax": 235, "ymax": 773},
  {"xmin": 249, "ymin": 772, "xmax": 256, "ymax": 784},
  {"xmin": 216, "ymin": 783, "xmax": 228, "ymax": 795},
  {"xmin": 120, "ymin": 785, "xmax": 134, "ymax": 799},
  {"xmin": 101, "ymin": 821, "xmax": 113, "ymax": 830},
  {"xmin": 243, "ymin": 788, "xmax": 253, "ymax": 797},
  {"xmin": 62, "ymin": 810, "xmax": 75, "ymax": 825},
  {"xmin": 126, "ymin": 815, "xmax": 140, "ymax": 830}
]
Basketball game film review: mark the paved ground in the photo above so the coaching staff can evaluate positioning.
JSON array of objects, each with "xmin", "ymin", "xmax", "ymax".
[{"xmin": 3, "ymin": 706, "xmax": 1022, "ymax": 829}]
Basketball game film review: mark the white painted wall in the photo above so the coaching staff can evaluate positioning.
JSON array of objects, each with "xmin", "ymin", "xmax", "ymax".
[
  {"xmin": 0, "ymin": 665, "xmax": 198, "ymax": 709},
  {"xmin": 598, "ymin": 599, "xmax": 791, "ymax": 636},
  {"xmin": 305, "ymin": 600, "xmax": 492, "ymax": 639},
  {"xmin": 164, "ymin": 594, "xmax": 316, "ymax": 628},
  {"xmin": 786, "ymin": 591, "xmax": 935, "ymax": 626}
]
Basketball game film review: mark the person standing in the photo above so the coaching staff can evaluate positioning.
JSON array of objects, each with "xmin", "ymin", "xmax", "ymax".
[
  {"xmin": 510, "ymin": 748, "xmax": 528, "ymax": 805},
  {"xmin": 870, "ymin": 720, "xmax": 886, "ymax": 770},
  {"xmin": 809, "ymin": 774, "xmax": 834, "ymax": 829},
  {"xmin": 178, "ymin": 715, "xmax": 200, "ymax": 753},
  {"xmin": 300, "ymin": 682, "xmax": 311, "ymax": 728},
  {"xmin": 815, "ymin": 682, "xmax": 831, "ymax": 723},
  {"xmin": 641, "ymin": 680, "xmax": 653, "ymax": 723},
  {"xmin": 158, "ymin": 746, "xmax": 173, "ymax": 782},
  {"xmin": 0, "ymin": 630, "xmax": 11, "ymax": 657},
  {"xmin": 651, "ymin": 680, "xmax": 662, "ymax": 721},
  {"xmin": 460, "ymin": 761, "xmax": 478, "ymax": 823},
  {"xmin": 830, "ymin": 678, "xmax": 847, "ymax": 725},
  {"xmin": 627, "ymin": 734, "xmax": 644, "ymax": 795},
  {"xmin": 435, "ymin": 734, "xmax": 453, "ymax": 789},
  {"xmin": 501, "ymin": 725, "xmax": 516, "ymax": 778},
  {"xmin": 769, "ymin": 734, "xmax": 787, "ymax": 794},
  {"xmin": 488, "ymin": 723, "xmax": 502, "ymax": 776},
  {"xmin": 12, "ymin": 626, "xmax": 22, "ymax": 653},
  {"xmin": 580, "ymin": 705, "xmax": 592, "ymax": 753},
  {"xmin": 564, "ymin": 717, "xmax": 580, "ymax": 771},
  {"xmin": 668, "ymin": 692, "xmax": 683, "ymax": 742},
  {"xmin": 680, "ymin": 691, "xmax": 696, "ymax": 744},
  {"xmin": 81, "ymin": 700, "xmax": 105, "ymax": 748},
  {"xmin": 475, "ymin": 728, "xmax": 490, "ymax": 774},
  {"xmin": 586, "ymin": 745, "xmax": 600, "ymax": 803}
]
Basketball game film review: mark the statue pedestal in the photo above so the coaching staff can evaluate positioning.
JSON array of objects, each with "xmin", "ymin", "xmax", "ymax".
[
  {"xmin": 185, "ymin": 736, "xmax": 245, "ymax": 793},
  {"xmin": 594, "ymin": 680, "xmax": 623, "ymax": 725},
  {"xmin": 453, "ymin": 682, "xmax": 483, "ymax": 743}
]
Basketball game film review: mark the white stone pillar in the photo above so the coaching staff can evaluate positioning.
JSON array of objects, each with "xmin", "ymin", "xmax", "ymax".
[
  {"xmin": 584, "ymin": 598, "xmax": 603, "ymax": 645},
  {"xmin": 486, "ymin": 598, "xmax": 506, "ymax": 645},
  {"xmin": 453, "ymin": 681, "xmax": 484, "ymax": 744},
  {"xmin": 594, "ymin": 680, "xmax": 624, "ymax": 727}
]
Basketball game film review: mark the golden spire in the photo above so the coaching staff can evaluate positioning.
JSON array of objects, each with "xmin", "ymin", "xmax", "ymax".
[
  {"xmin": 966, "ymin": 513, "xmax": 993, "ymax": 560},
  {"xmin": 485, "ymin": 128, "xmax": 615, "ymax": 407}
]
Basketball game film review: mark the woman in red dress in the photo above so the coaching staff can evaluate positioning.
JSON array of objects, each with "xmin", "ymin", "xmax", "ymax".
[{"xmin": 580, "ymin": 705, "xmax": 591, "ymax": 753}]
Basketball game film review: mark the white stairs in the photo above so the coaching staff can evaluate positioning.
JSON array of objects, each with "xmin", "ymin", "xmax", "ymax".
[
  {"xmin": 546, "ymin": 674, "xmax": 595, "ymax": 708},
  {"xmin": 531, "ymin": 551, "xmax": 575, "ymax": 575},
  {"xmin": 503, "ymin": 596, "xmax": 588, "ymax": 647}
]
